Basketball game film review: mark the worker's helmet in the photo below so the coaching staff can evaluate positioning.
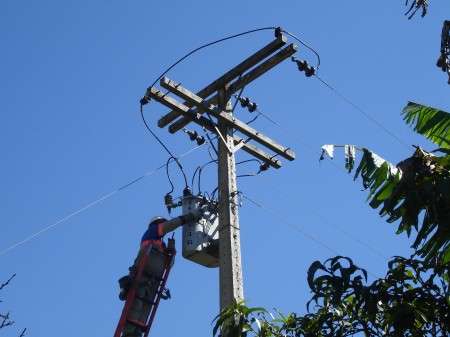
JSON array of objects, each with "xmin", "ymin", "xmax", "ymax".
[{"xmin": 149, "ymin": 216, "xmax": 167, "ymax": 227}]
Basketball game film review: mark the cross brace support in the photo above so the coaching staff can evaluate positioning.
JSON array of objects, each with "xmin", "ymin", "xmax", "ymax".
[
  {"xmin": 156, "ymin": 34, "xmax": 288, "ymax": 129},
  {"xmin": 159, "ymin": 77, "xmax": 295, "ymax": 161},
  {"xmin": 147, "ymin": 87, "xmax": 282, "ymax": 168},
  {"xmin": 157, "ymin": 43, "xmax": 298, "ymax": 133}
]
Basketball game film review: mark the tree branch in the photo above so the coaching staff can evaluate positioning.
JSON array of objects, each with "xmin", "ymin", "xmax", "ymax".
[{"xmin": 0, "ymin": 274, "xmax": 16, "ymax": 290}]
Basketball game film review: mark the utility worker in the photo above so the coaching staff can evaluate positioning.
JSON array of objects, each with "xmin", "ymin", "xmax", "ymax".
[
  {"xmin": 140, "ymin": 214, "xmax": 194, "ymax": 251},
  {"xmin": 118, "ymin": 212, "xmax": 199, "ymax": 300}
]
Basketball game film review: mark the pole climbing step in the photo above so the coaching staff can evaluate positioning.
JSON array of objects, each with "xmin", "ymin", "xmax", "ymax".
[{"xmin": 113, "ymin": 240, "xmax": 176, "ymax": 337}]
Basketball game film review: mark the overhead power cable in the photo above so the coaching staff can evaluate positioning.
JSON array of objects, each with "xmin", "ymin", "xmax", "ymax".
[
  {"xmin": 241, "ymin": 193, "xmax": 381, "ymax": 279},
  {"xmin": 242, "ymin": 193, "xmax": 340, "ymax": 254},
  {"xmin": 139, "ymin": 26, "xmax": 321, "ymax": 188},
  {"xmin": 0, "ymin": 145, "xmax": 203, "ymax": 258},
  {"xmin": 313, "ymin": 75, "xmax": 410, "ymax": 150},
  {"xmin": 139, "ymin": 27, "xmax": 277, "ymax": 180},
  {"xmin": 258, "ymin": 180, "xmax": 388, "ymax": 262},
  {"xmin": 139, "ymin": 104, "xmax": 188, "ymax": 188},
  {"xmin": 281, "ymin": 29, "xmax": 321, "ymax": 71},
  {"xmin": 233, "ymin": 103, "xmax": 389, "ymax": 262}
]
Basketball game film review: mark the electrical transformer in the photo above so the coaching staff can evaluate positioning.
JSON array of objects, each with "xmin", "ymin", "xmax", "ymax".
[{"xmin": 181, "ymin": 193, "xmax": 219, "ymax": 268}]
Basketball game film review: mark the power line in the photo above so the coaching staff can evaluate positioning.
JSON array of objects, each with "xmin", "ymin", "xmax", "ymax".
[
  {"xmin": 273, "ymin": 38, "xmax": 410, "ymax": 149},
  {"xmin": 257, "ymin": 181, "xmax": 388, "ymax": 261},
  {"xmin": 138, "ymin": 26, "xmax": 322, "ymax": 189},
  {"xmin": 0, "ymin": 145, "xmax": 203, "ymax": 258},
  {"xmin": 144, "ymin": 27, "xmax": 277, "ymax": 93},
  {"xmin": 242, "ymin": 193, "xmax": 340, "ymax": 255},
  {"xmin": 140, "ymin": 104, "xmax": 189, "ymax": 188},
  {"xmin": 235, "ymin": 159, "xmax": 387, "ymax": 261},
  {"xmin": 232, "ymin": 103, "xmax": 389, "ymax": 262},
  {"xmin": 139, "ymin": 27, "xmax": 278, "ymax": 183},
  {"xmin": 235, "ymin": 95, "xmax": 349, "ymax": 175},
  {"xmin": 281, "ymin": 29, "xmax": 321, "ymax": 70},
  {"xmin": 314, "ymin": 74, "xmax": 410, "ymax": 149},
  {"xmin": 241, "ymin": 193, "xmax": 382, "ymax": 279}
]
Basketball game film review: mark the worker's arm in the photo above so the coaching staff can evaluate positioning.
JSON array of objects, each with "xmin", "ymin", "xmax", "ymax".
[{"xmin": 160, "ymin": 212, "xmax": 200, "ymax": 236}]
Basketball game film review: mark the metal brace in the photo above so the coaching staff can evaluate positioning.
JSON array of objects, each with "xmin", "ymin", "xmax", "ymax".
[{"xmin": 213, "ymin": 124, "xmax": 233, "ymax": 154}]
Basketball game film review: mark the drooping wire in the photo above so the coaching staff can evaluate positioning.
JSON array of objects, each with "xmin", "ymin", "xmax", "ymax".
[
  {"xmin": 145, "ymin": 27, "xmax": 277, "ymax": 93},
  {"xmin": 237, "ymin": 173, "xmax": 258, "ymax": 178},
  {"xmin": 211, "ymin": 187, "xmax": 219, "ymax": 201},
  {"xmin": 236, "ymin": 159, "xmax": 263, "ymax": 166},
  {"xmin": 191, "ymin": 166, "xmax": 201, "ymax": 192},
  {"xmin": 281, "ymin": 29, "xmax": 321, "ymax": 71},
  {"xmin": 165, "ymin": 156, "xmax": 176, "ymax": 194},
  {"xmin": 204, "ymin": 128, "xmax": 219, "ymax": 158},
  {"xmin": 245, "ymin": 113, "xmax": 260, "ymax": 125},
  {"xmin": 192, "ymin": 158, "xmax": 222, "ymax": 195},
  {"xmin": 138, "ymin": 26, "xmax": 321, "ymax": 188},
  {"xmin": 139, "ymin": 104, "xmax": 189, "ymax": 188},
  {"xmin": 236, "ymin": 159, "xmax": 264, "ymax": 178},
  {"xmin": 140, "ymin": 28, "xmax": 277, "ymax": 185},
  {"xmin": 207, "ymin": 142, "xmax": 217, "ymax": 161},
  {"xmin": 197, "ymin": 160, "xmax": 218, "ymax": 195},
  {"xmin": 138, "ymin": 26, "xmax": 320, "ymax": 190}
]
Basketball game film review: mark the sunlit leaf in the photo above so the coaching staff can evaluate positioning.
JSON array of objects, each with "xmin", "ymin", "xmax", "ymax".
[{"xmin": 402, "ymin": 102, "xmax": 450, "ymax": 149}]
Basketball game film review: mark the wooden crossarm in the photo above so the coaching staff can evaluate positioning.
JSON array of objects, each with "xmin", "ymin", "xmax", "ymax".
[
  {"xmin": 156, "ymin": 34, "xmax": 287, "ymax": 129},
  {"xmin": 166, "ymin": 43, "xmax": 298, "ymax": 134},
  {"xmin": 147, "ymin": 87, "xmax": 282, "ymax": 168},
  {"xmin": 160, "ymin": 78, "xmax": 295, "ymax": 161}
]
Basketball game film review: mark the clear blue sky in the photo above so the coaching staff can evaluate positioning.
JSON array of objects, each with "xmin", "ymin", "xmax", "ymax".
[{"xmin": 1, "ymin": 1, "xmax": 448, "ymax": 336}]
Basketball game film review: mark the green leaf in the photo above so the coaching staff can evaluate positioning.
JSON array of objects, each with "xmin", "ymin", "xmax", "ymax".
[
  {"xmin": 402, "ymin": 102, "xmax": 450, "ymax": 149},
  {"xmin": 442, "ymin": 246, "xmax": 450, "ymax": 264}
]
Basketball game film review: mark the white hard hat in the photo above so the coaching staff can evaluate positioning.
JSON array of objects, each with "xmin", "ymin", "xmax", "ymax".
[{"xmin": 149, "ymin": 216, "xmax": 167, "ymax": 225}]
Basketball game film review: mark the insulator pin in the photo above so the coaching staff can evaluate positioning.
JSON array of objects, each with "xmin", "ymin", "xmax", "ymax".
[{"xmin": 291, "ymin": 57, "xmax": 316, "ymax": 77}]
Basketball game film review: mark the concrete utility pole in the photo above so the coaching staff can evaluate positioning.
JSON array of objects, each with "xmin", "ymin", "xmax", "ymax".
[
  {"xmin": 144, "ymin": 28, "xmax": 297, "ymax": 311},
  {"xmin": 217, "ymin": 89, "xmax": 244, "ymax": 309}
]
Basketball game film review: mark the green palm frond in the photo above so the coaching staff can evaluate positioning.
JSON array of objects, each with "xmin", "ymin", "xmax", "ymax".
[
  {"xmin": 402, "ymin": 102, "xmax": 450, "ymax": 149},
  {"xmin": 321, "ymin": 144, "xmax": 450, "ymax": 264}
]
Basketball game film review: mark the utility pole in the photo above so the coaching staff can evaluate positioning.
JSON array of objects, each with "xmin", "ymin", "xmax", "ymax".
[
  {"xmin": 143, "ymin": 28, "xmax": 297, "ymax": 312},
  {"xmin": 217, "ymin": 89, "xmax": 243, "ymax": 309}
]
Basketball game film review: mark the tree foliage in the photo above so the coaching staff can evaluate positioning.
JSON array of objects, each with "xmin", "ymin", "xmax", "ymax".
[
  {"xmin": 404, "ymin": 0, "xmax": 428, "ymax": 20},
  {"xmin": 213, "ymin": 257, "xmax": 449, "ymax": 337},
  {"xmin": 403, "ymin": 102, "xmax": 450, "ymax": 149},
  {"xmin": 0, "ymin": 275, "xmax": 26, "ymax": 336},
  {"xmin": 0, "ymin": 274, "xmax": 16, "ymax": 330},
  {"xmin": 214, "ymin": 103, "xmax": 450, "ymax": 337}
]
